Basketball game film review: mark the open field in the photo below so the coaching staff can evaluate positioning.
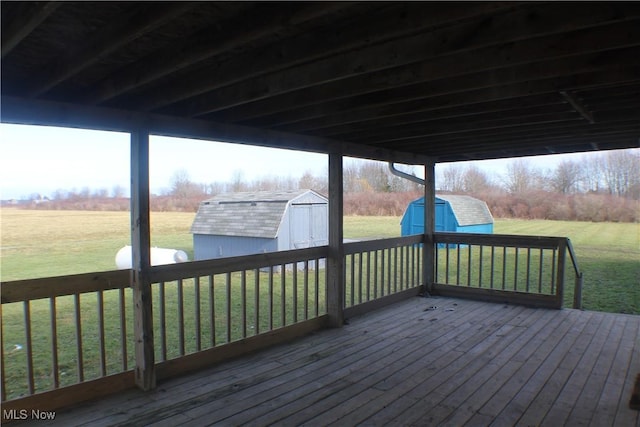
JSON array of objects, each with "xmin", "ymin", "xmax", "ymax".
[
  {"xmin": 1, "ymin": 209, "xmax": 638, "ymax": 400},
  {"xmin": 1, "ymin": 209, "xmax": 638, "ymax": 314}
]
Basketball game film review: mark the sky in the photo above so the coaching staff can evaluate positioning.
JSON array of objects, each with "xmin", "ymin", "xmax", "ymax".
[{"xmin": 0, "ymin": 123, "xmax": 608, "ymax": 200}]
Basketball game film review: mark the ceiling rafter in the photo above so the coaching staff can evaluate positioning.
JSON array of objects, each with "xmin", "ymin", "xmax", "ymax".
[
  {"xmin": 27, "ymin": 2, "xmax": 197, "ymax": 98},
  {"xmin": 1, "ymin": 1, "xmax": 61, "ymax": 59},
  {"xmin": 176, "ymin": 6, "xmax": 640, "ymax": 118},
  {"xmin": 132, "ymin": 2, "xmax": 515, "ymax": 112},
  {"xmin": 84, "ymin": 2, "xmax": 356, "ymax": 105},
  {"xmin": 263, "ymin": 67, "xmax": 640, "ymax": 135},
  {"xmin": 235, "ymin": 47, "xmax": 640, "ymax": 129}
]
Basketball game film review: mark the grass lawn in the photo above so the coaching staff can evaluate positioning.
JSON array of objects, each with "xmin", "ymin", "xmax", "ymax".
[
  {"xmin": 1, "ymin": 209, "xmax": 638, "ymax": 314},
  {"xmin": 1, "ymin": 209, "xmax": 638, "ymax": 399}
]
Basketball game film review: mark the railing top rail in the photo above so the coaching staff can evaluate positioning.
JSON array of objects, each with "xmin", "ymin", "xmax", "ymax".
[
  {"xmin": 434, "ymin": 231, "xmax": 566, "ymax": 249},
  {"xmin": 344, "ymin": 234, "xmax": 423, "ymax": 254},
  {"xmin": 565, "ymin": 238, "xmax": 582, "ymax": 277},
  {"xmin": 1, "ymin": 269, "xmax": 131, "ymax": 303},
  {"xmin": 149, "ymin": 246, "xmax": 328, "ymax": 283}
]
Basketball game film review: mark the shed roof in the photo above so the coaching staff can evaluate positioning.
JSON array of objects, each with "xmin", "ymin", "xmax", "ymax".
[
  {"xmin": 436, "ymin": 195, "xmax": 494, "ymax": 226},
  {"xmin": 191, "ymin": 189, "xmax": 326, "ymax": 238}
]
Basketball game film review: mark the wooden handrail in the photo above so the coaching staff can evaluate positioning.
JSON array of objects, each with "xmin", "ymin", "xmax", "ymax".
[{"xmin": 1, "ymin": 269, "xmax": 131, "ymax": 303}]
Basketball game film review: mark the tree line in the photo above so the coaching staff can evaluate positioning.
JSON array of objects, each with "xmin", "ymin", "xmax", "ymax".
[{"xmin": 19, "ymin": 149, "xmax": 639, "ymax": 222}]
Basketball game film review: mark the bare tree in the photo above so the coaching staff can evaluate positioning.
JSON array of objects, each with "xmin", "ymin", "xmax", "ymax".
[
  {"xmin": 503, "ymin": 159, "xmax": 539, "ymax": 194},
  {"xmin": 462, "ymin": 165, "xmax": 492, "ymax": 193},
  {"xmin": 438, "ymin": 164, "xmax": 465, "ymax": 192},
  {"xmin": 602, "ymin": 149, "xmax": 640, "ymax": 198},
  {"xmin": 169, "ymin": 168, "xmax": 203, "ymax": 198},
  {"xmin": 550, "ymin": 160, "xmax": 582, "ymax": 194}
]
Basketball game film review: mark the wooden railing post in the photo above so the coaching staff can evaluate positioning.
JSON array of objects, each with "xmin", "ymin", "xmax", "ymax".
[
  {"xmin": 555, "ymin": 239, "xmax": 567, "ymax": 309},
  {"xmin": 131, "ymin": 127, "xmax": 156, "ymax": 390},
  {"xmin": 423, "ymin": 160, "xmax": 435, "ymax": 294},
  {"xmin": 327, "ymin": 152, "xmax": 344, "ymax": 327}
]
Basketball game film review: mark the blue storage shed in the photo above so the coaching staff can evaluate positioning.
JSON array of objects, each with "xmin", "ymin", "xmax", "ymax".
[
  {"xmin": 401, "ymin": 194, "xmax": 494, "ymax": 236},
  {"xmin": 191, "ymin": 189, "xmax": 328, "ymax": 260}
]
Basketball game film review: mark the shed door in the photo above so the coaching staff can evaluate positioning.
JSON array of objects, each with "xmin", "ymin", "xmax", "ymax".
[{"xmin": 290, "ymin": 203, "xmax": 327, "ymax": 248}]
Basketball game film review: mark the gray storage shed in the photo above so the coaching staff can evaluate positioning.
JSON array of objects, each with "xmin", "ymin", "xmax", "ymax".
[{"xmin": 191, "ymin": 189, "xmax": 328, "ymax": 260}]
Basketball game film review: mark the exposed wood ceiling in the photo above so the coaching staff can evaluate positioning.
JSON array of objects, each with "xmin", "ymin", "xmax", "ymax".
[{"xmin": 2, "ymin": 1, "xmax": 639, "ymax": 163}]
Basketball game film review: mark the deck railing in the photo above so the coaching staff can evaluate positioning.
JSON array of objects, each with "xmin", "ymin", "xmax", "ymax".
[
  {"xmin": 0, "ymin": 247, "xmax": 328, "ymax": 409},
  {"xmin": 0, "ymin": 232, "xmax": 581, "ymax": 413},
  {"xmin": 432, "ymin": 232, "xmax": 582, "ymax": 309},
  {"xmin": 343, "ymin": 235, "xmax": 424, "ymax": 317},
  {"xmin": 0, "ymin": 271, "xmax": 133, "ymax": 404}
]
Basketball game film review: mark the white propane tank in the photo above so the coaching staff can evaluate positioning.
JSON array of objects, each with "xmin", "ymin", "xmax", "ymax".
[{"xmin": 115, "ymin": 246, "xmax": 189, "ymax": 269}]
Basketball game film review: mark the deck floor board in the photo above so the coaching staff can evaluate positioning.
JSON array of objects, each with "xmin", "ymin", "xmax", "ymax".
[{"xmin": 24, "ymin": 297, "xmax": 639, "ymax": 427}]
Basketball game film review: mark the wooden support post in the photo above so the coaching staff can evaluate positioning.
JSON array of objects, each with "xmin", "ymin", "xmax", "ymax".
[
  {"xmin": 555, "ymin": 239, "xmax": 567, "ymax": 309},
  {"xmin": 327, "ymin": 152, "xmax": 344, "ymax": 327},
  {"xmin": 423, "ymin": 161, "xmax": 436, "ymax": 294},
  {"xmin": 130, "ymin": 128, "xmax": 156, "ymax": 390}
]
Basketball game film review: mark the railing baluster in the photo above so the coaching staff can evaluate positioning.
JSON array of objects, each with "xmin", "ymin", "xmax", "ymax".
[
  {"xmin": 538, "ymin": 249, "xmax": 544, "ymax": 294},
  {"xmin": 226, "ymin": 272, "xmax": 232, "ymax": 343},
  {"xmin": 551, "ymin": 249, "xmax": 557, "ymax": 295},
  {"xmin": 373, "ymin": 250, "xmax": 379, "ymax": 299},
  {"xmin": 50, "ymin": 297, "xmax": 59, "ymax": 389},
  {"xmin": 280, "ymin": 264, "xmax": 286, "ymax": 327},
  {"xmin": 393, "ymin": 246, "xmax": 398, "ymax": 293},
  {"xmin": 502, "ymin": 247, "xmax": 507, "ymax": 290},
  {"xmin": 158, "ymin": 282, "xmax": 167, "ymax": 361},
  {"xmin": 118, "ymin": 288, "xmax": 128, "ymax": 371},
  {"xmin": 1, "ymin": 303, "xmax": 5, "ymax": 401},
  {"xmin": 254, "ymin": 268, "xmax": 260, "ymax": 335},
  {"xmin": 177, "ymin": 279, "xmax": 185, "ymax": 355},
  {"xmin": 350, "ymin": 254, "xmax": 355, "ymax": 306},
  {"xmin": 314, "ymin": 260, "xmax": 320, "ymax": 316},
  {"xmin": 241, "ymin": 271, "xmax": 247, "ymax": 339},
  {"xmin": 24, "ymin": 301, "xmax": 34, "ymax": 394},
  {"xmin": 292, "ymin": 265, "xmax": 298, "ymax": 322},
  {"xmin": 526, "ymin": 248, "xmax": 531, "ymax": 292},
  {"xmin": 366, "ymin": 251, "xmax": 371, "ymax": 302},
  {"xmin": 209, "ymin": 275, "xmax": 215, "ymax": 347},
  {"xmin": 380, "ymin": 249, "xmax": 386, "ymax": 297},
  {"xmin": 490, "ymin": 246, "xmax": 495, "ymax": 289},
  {"xmin": 194, "ymin": 276, "xmax": 201, "ymax": 352},
  {"xmin": 456, "ymin": 244, "xmax": 461, "ymax": 285},
  {"xmin": 303, "ymin": 261, "xmax": 309, "ymax": 320},
  {"xmin": 269, "ymin": 266, "xmax": 274, "ymax": 330},
  {"xmin": 514, "ymin": 248, "xmax": 519, "ymax": 291},
  {"xmin": 445, "ymin": 243, "xmax": 450, "ymax": 283},
  {"xmin": 467, "ymin": 244, "xmax": 472, "ymax": 286},
  {"xmin": 74, "ymin": 294, "xmax": 84, "ymax": 382},
  {"xmin": 478, "ymin": 245, "xmax": 483, "ymax": 288},
  {"xmin": 358, "ymin": 252, "xmax": 363, "ymax": 304},
  {"xmin": 97, "ymin": 290, "xmax": 106, "ymax": 376}
]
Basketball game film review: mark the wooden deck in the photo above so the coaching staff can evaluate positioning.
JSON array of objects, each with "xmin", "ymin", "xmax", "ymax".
[{"xmin": 25, "ymin": 297, "xmax": 640, "ymax": 427}]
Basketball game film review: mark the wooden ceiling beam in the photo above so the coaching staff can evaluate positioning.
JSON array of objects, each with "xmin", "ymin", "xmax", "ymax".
[
  {"xmin": 26, "ymin": 2, "xmax": 197, "ymax": 98},
  {"xmin": 387, "ymin": 120, "xmax": 640, "ymax": 149},
  {"xmin": 313, "ymin": 102, "xmax": 573, "ymax": 139},
  {"xmin": 221, "ymin": 38, "xmax": 640, "ymax": 128},
  {"xmin": 266, "ymin": 66, "xmax": 640, "ymax": 135},
  {"xmin": 348, "ymin": 113, "xmax": 585, "ymax": 144},
  {"xmin": 0, "ymin": 95, "xmax": 430, "ymax": 166},
  {"xmin": 1, "ymin": 1, "xmax": 61, "ymax": 59},
  {"xmin": 180, "ymin": 9, "xmax": 640, "ymax": 118},
  {"xmin": 259, "ymin": 48, "xmax": 639, "ymax": 132},
  {"xmin": 132, "ymin": 2, "xmax": 515, "ymax": 112},
  {"xmin": 328, "ymin": 111, "xmax": 582, "ymax": 143},
  {"xmin": 560, "ymin": 91, "xmax": 595, "ymax": 124},
  {"xmin": 84, "ymin": 2, "xmax": 355, "ymax": 105}
]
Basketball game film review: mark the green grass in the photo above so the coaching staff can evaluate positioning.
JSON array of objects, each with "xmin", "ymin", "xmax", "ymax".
[{"xmin": 1, "ymin": 209, "xmax": 638, "ymax": 400}]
